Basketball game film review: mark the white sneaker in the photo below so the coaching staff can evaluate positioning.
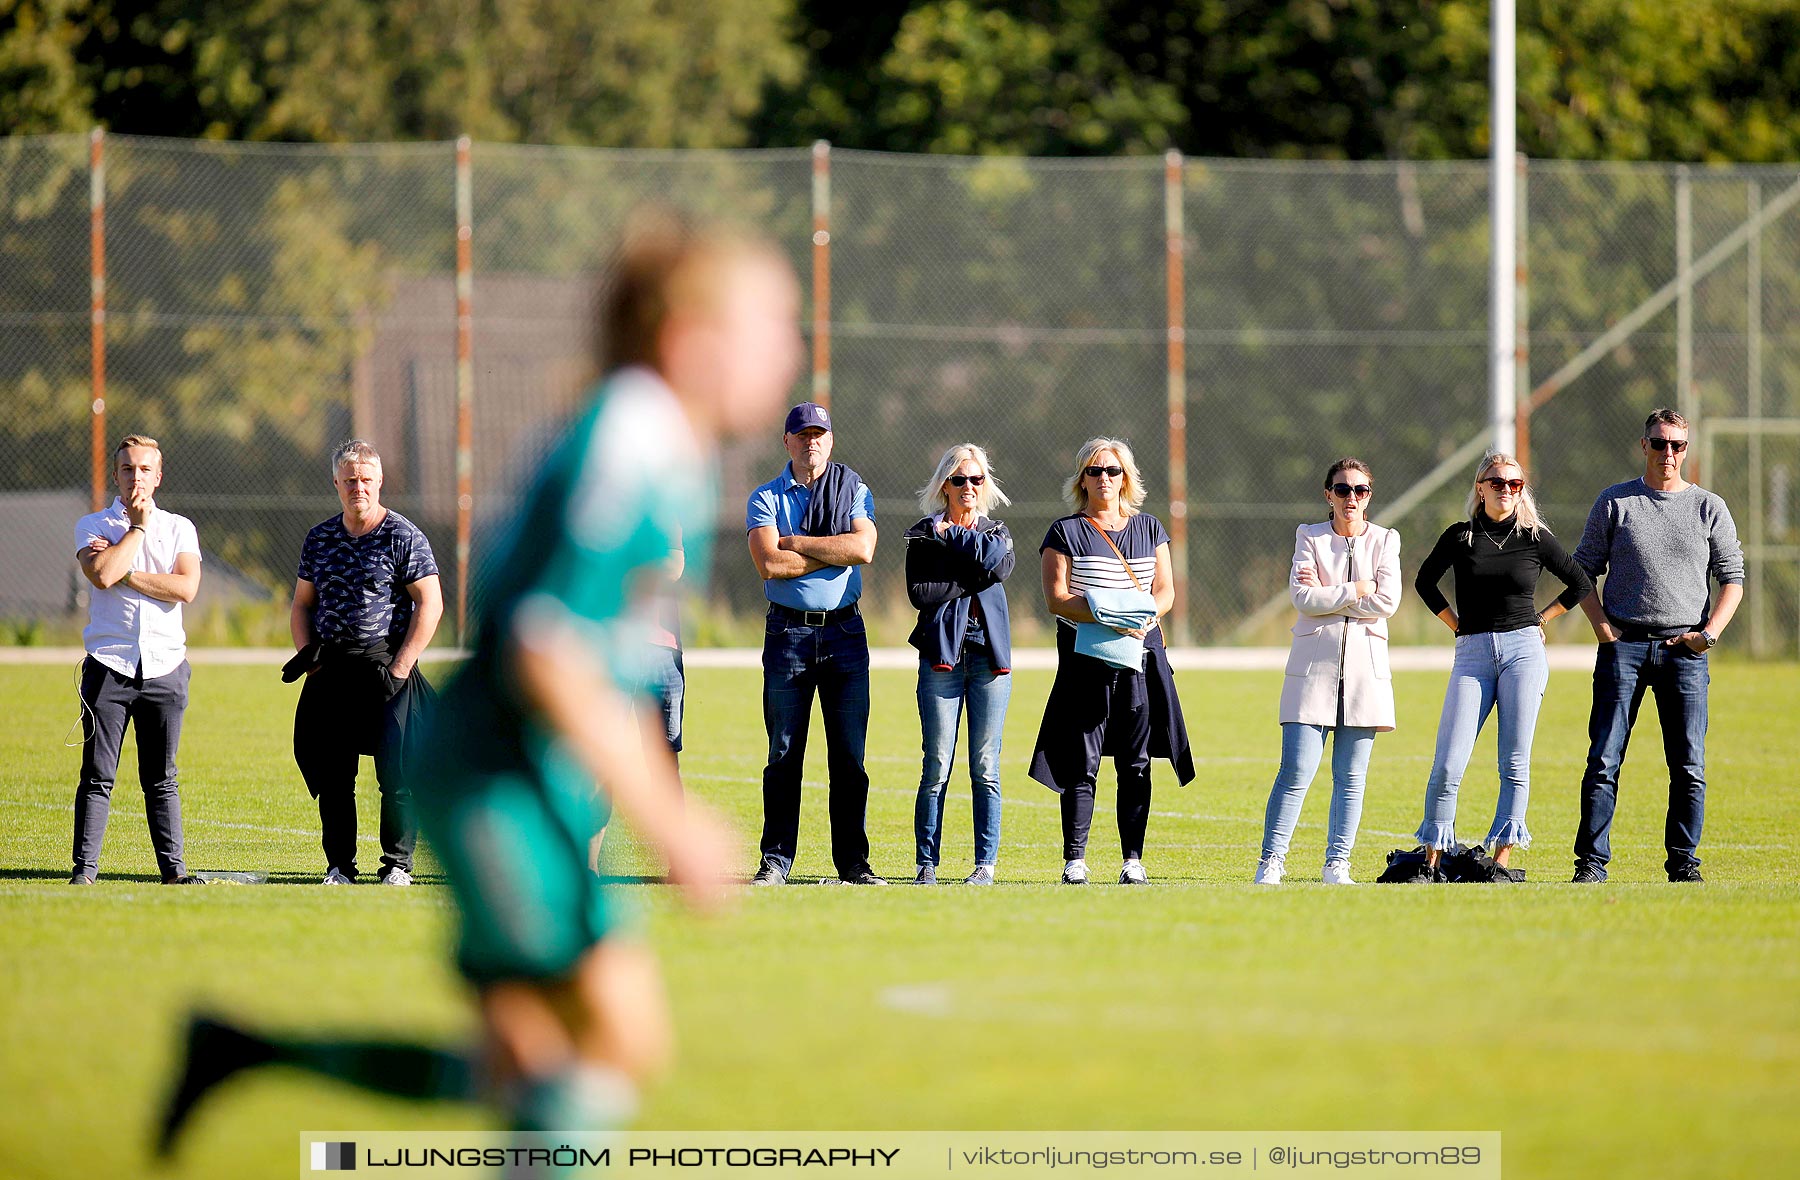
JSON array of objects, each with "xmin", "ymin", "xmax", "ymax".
[
  {"xmin": 322, "ymin": 866, "xmax": 354, "ymax": 885},
  {"xmin": 1118, "ymin": 859, "xmax": 1150, "ymax": 885},
  {"xmin": 380, "ymin": 867, "xmax": 413, "ymax": 887},
  {"xmin": 1322, "ymin": 859, "xmax": 1356, "ymax": 885},
  {"xmin": 1253, "ymin": 856, "xmax": 1285, "ymax": 885},
  {"xmin": 1061, "ymin": 859, "xmax": 1089, "ymax": 885}
]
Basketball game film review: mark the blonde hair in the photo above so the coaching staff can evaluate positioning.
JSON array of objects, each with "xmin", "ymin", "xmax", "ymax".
[
  {"xmin": 917, "ymin": 443, "xmax": 1012, "ymax": 516},
  {"xmin": 1064, "ymin": 437, "xmax": 1146, "ymax": 515},
  {"xmin": 114, "ymin": 434, "xmax": 161, "ymax": 465},
  {"xmin": 600, "ymin": 207, "xmax": 783, "ymax": 372},
  {"xmin": 1464, "ymin": 452, "xmax": 1547, "ymax": 540}
]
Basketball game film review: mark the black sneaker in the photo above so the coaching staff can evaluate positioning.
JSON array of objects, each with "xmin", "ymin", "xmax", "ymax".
[
  {"xmin": 750, "ymin": 859, "xmax": 787, "ymax": 887},
  {"xmin": 163, "ymin": 874, "xmax": 209, "ymax": 886},
  {"xmin": 839, "ymin": 868, "xmax": 888, "ymax": 886},
  {"xmin": 1571, "ymin": 865, "xmax": 1605, "ymax": 884},
  {"xmin": 69, "ymin": 872, "xmax": 96, "ymax": 885},
  {"xmin": 1481, "ymin": 862, "xmax": 1526, "ymax": 883},
  {"xmin": 156, "ymin": 1016, "xmax": 276, "ymax": 1156},
  {"xmin": 1668, "ymin": 865, "xmax": 1704, "ymax": 883}
]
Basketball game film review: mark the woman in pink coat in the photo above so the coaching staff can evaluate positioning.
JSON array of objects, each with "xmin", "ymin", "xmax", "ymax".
[{"xmin": 1253, "ymin": 457, "xmax": 1402, "ymax": 885}]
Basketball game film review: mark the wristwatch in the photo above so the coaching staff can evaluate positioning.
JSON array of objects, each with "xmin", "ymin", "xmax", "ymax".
[{"xmin": 1700, "ymin": 630, "xmax": 1718, "ymax": 649}]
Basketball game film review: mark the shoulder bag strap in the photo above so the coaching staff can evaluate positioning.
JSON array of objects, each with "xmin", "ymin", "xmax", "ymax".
[{"xmin": 1081, "ymin": 516, "xmax": 1146, "ymax": 593}]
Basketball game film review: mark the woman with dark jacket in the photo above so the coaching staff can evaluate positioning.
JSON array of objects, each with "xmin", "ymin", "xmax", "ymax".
[
  {"xmin": 905, "ymin": 444, "xmax": 1016, "ymax": 885},
  {"xmin": 1030, "ymin": 436, "xmax": 1194, "ymax": 886}
]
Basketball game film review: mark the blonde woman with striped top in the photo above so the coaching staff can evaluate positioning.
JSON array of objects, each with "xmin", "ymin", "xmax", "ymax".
[{"xmin": 1029, "ymin": 437, "xmax": 1194, "ymax": 885}]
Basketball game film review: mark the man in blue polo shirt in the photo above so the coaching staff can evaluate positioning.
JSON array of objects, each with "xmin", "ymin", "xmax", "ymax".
[{"xmin": 746, "ymin": 402, "xmax": 882, "ymax": 885}]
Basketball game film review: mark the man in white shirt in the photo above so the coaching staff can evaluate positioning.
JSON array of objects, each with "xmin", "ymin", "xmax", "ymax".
[{"xmin": 71, "ymin": 435, "xmax": 204, "ymax": 885}]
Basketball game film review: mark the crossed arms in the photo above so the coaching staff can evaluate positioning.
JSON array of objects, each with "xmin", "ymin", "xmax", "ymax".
[
  {"xmin": 748, "ymin": 518, "xmax": 877, "ymax": 580},
  {"xmin": 78, "ymin": 533, "xmax": 201, "ymax": 605}
]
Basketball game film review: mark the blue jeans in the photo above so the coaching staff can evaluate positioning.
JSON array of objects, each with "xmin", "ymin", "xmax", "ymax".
[
  {"xmin": 760, "ymin": 610, "xmax": 872, "ymax": 878},
  {"xmin": 914, "ymin": 646, "xmax": 1011, "ymax": 867},
  {"xmin": 1260, "ymin": 722, "xmax": 1376, "ymax": 864},
  {"xmin": 1575, "ymin": 639, "xmax": 1710, "ymax": 879},
  {"xmin": 640, "ymin": 644, "xmax": 684, "ymax": 754},
  {"xmin": 1416, "ymin": 628, "xmax": 1548, "ymax": 852}
]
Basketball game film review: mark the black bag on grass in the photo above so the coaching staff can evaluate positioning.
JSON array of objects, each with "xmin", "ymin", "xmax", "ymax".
[
  {"xmin": 1441, "ymin": 843, "xmax": 1526, "ymax": 883},
  {"xmin": 1376, "ymin": 846, "xmax": 1440, "ymax": 884}
]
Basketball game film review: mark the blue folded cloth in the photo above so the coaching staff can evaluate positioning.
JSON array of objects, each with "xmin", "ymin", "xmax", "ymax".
[{"xmin": 1073, "ymin": 587, "xmax": 1158, "ymax": 670}]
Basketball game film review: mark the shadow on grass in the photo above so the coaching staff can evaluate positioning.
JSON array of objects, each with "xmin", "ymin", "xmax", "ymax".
[{"xmin": 0, "ymin": 868, "xmax": 163, "ymax": 883}]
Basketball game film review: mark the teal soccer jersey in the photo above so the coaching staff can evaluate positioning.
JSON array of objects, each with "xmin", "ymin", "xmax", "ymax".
[{"xmin": 413, "ymin": 368, "xmax": 715, "ymax": 984}]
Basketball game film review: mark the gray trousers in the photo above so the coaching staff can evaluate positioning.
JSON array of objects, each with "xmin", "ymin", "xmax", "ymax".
[{"xmin": 72, "ymin": 657, "xmax": 190, "ymax": 880}]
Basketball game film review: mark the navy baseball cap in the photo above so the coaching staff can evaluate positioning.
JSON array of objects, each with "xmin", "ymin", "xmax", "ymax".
[{"xmin": 784, "ymin": 402, "xmax": 832, "ymax": 434}]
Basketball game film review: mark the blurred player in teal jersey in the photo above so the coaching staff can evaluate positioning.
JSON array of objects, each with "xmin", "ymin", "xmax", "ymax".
[{"xmin": 159, "ymin": 212, "xmax": 802, "ymax": 1162}]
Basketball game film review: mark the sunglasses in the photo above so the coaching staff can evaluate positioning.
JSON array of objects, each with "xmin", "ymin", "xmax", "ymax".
[
  {"xmin": 1645, "ymin": 437, "xmax": 1689, "ymax": 453},
  {"xmin": 947, "ymin": 474, "xmax": 986, "ymax": 487},
  {"xmin": 1482, "ymin": 478, "xmax": 1526, "ymax": 493},
  {"xmin": 1084, "ymin": 465, "xmax": 1125, "ymax": 479},
  {"xmin": 1330, "ymin": 483, "xmax": 1372, "ymax": 498}
]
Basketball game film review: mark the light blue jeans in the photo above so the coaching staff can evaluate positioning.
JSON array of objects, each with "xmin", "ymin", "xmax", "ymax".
[
  {"xmin": 1260, "ymin": 722, "xmax": 1376, "ymax": 864},
  {"xmin": 1416, "ymin": 627, "xmax": 1549, "ymax": 852},
  {"xmin": 914, "ymin": 646, "xmax": 1011, "ymax": 866}
]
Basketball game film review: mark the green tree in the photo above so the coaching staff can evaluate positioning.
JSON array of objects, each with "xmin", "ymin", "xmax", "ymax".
[
  {"xmin": 0, "ymin": 0, "xmax": 93, "ymax": 133},
  {"xmin": 766, "ymin": 0, "xmax": 1800, "ymax": 163},
  {"xmin": 874, "ymin": 0, "xmax": 1186, "ymax": 155},
  {"xmin": 4, "ymin": 0, "xmax": 802, "ymax": 145}
]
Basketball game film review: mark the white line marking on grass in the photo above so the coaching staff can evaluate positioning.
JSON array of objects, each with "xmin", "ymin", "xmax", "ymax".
[
  {"xmin": 14, "ymin": 799, "xmax": 379, "ymax": 846},
  {"xmin": 679, "ymin": 771, "xmax": 1413, "ymax": 836},
  {"xmin": 879, "ymin": 983, "xmax": 954, "ymax": 1017}
]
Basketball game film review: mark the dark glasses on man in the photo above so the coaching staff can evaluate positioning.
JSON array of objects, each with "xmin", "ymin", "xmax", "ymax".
[
  {"xmin": 1330, "ymin": 483, "xmax": 1372, "ymax": 498},
  {"xmin": 1645, "ymin": 437, "xmax": 1689, "ymax": 453},
  {"xmin": 947, "ymin": 474, "xmax": 985, "ymax": 487},
  {"xmin": 1084, "ymin": 465, "xmax": 1125, "ymax": 479},
  {"xmin": 1483, "ymin": 478, "xmax": 1526, "ymax": 492}
]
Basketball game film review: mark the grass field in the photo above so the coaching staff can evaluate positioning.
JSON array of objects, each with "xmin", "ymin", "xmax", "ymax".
[{"xmin": 2, "ymin": 658, "xmax": 1797, "ymax": 1179}]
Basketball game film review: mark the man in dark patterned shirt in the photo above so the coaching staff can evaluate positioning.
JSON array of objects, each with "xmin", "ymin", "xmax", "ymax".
[{"xmin": 291, "ymin": 439, "xmax": 443, "ymax": 885}]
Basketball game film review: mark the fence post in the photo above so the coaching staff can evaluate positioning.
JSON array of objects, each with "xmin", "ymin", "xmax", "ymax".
[
  {"xmin": 811, "ymin": 140, "xmax": 832, "ymax": 410},
  {"xmin": 1513, "ymin": 152, "xmax": 1531, "ymax": 468},
  {"xmin": 1676, "ymin": 165, "xmax": 1695, "ymax": 477},
  {"xmin": 1164, "ymin": 150, "xmax": 1189, "ymax": 644},
  {"xmin": 454, "ymin": 136, "xmax": 475, "ymax": 643},
  {"xmin": 89, "ymin": 128, "xmax": 107, "ymax": 511},
  {"xmin": 1747, "ymin": 179, "xmax": 1764, "ymax": 657}
]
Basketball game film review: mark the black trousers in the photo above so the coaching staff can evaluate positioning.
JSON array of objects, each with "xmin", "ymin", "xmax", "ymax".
[
  {"xmin": 1037, "ymin": 643, "xmax": 1153, "ymax": 862},
  {"xmin": 73, "ymin": 657, "xmax": 190, "ymax": 880},
  {"xmin": 294, "ymin": 651, "xmax": 416, "ymax": 876}
]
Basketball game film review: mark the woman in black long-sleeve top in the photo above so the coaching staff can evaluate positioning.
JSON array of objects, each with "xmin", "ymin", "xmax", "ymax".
[{"xmin": 1412, "ymin": 453, "xmax": 1593, "ymax": 879}]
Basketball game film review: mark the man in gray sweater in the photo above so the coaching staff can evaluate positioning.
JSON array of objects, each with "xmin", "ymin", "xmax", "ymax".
[{"xmin": 1571, "ymin": 408, "xmax": 1744, "ymax": 883}]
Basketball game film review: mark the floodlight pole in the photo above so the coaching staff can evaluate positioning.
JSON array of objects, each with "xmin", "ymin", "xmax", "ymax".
[{"xmin": 1489, "ymin": 0, "xmax": 1517, "ymax": 457}]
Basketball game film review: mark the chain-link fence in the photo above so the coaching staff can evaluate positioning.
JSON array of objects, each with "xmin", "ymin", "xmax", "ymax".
[{"xmin": 3, "ymin": 135, "xmax": 1797, "ymax": 654}]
